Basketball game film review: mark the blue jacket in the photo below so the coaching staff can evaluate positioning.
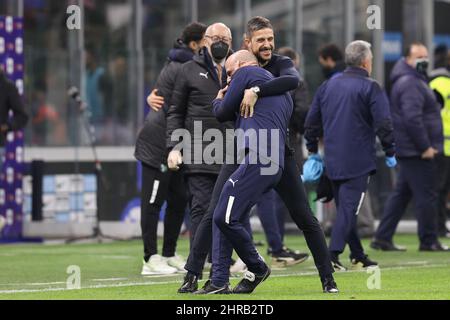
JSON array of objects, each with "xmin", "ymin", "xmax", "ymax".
[
  {"xmin": 213, "ymin": 66, "xmax": 293, "ymax": 168},
  {"xmin": 389, "ymin": 58, "xmax": 443, "ymax": 157},
  {"xmin": 305, "ymin": 67, "xmax": 395, "ymax": 180}
]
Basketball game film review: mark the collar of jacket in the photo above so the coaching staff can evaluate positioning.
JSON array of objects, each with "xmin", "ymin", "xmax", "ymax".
[
  {"xmin": 344, "ymin": 66, "xmax": 370, "ymax": 77},
  {"xmin": 194, "ymin": 47, "xmax": 223, "ymax": 85},
  {"xmin": 330, "ymin": 60, "xmax": 347, "ymax": 77},
  {"xmin": 168, "ymin": 39, "xmax": 194, "ymax": 64},
  {"xmin": 401, "ymin": 58, "xmax": 428, "ymax": 82}
]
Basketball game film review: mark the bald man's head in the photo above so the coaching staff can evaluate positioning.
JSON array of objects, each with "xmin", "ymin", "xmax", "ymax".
[
  {"xmin": 204, "ymin": 23, "xmax": 232, "ymax": 63},
  {"xmin": 225, "ymin": 50, "xmax": 258, "ymax": 79},
  {"xmin": 205, "ymin": 23, "xmax": 232, "ymax": 39}
]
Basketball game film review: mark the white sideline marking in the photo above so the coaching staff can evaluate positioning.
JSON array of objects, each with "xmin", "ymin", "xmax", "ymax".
[
  {"xmin": 99, "ymin": 255, "xmax": 133, "ymax": 260},
  {"xmin": 403, "ymin": 261, "xmax": 429, "ymax": 265},
  {"xmin": 142, "ymin": 274, "xmax": 180, "ymax": 278},
  {"xmin": 27, "ymin": 282, "xmax": 66, "ymax": 286},
  {"xmin": 0, "ymin": 263, "xmax": 448, "ymax": 295},
  {"xmin": 0, "ymin": 280, "xmax": 180, "ymax": 294},
  {"xmin": 92, "ymin": 278, "xmax": 129, "ymax": 282},
  {"xmin": 0, "ymin": 282, "xmax": 66, "ymax": 286}
]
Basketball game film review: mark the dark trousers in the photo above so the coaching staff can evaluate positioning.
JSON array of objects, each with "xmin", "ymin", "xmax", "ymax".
[
  {"xmin": 256, "ymin": 190, "xmax": 286, "ymax": 253},
  {"xmin": 436, "ymin": 155, "xmax": 450, "ymax": 234},
  {"xmin": 184, "ymin": 165, "xmax": 236, "ymax": 276},
  {"xmin": 329, "ymin": 175, "xmax": 369, "ymax": 260},
  {"xmin": 375, "ymin": 158, "xmax": 439, "ymax": 246},
  {"xmin": 213, "ymin": 159, "xmax": 283, "ymax": 284},
  {"xmin": 185, "ymin": 152, "xmax": 333, "ymax": 282},
  {"xmin": 185, "ymin": 173, "xmax": 218, "ymax": 244},
  {"xmin": 140, "ymin": 163, "xmax": 187, "ymax": 261},
  {"xmin": 273, "ymin": 153, "xmax": 333, "ymax": 280}
]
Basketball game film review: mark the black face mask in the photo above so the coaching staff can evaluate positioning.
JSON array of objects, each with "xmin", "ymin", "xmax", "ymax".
[
  {"xmin": 415, "ymin": 59, "xmax": 429, "ymax": 76},
  {"xmin": 211, "ymin": 41, "xmax": 229, "ymax": 61}
]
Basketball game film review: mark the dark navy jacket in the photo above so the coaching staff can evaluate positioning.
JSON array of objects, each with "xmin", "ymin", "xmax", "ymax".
[
  {"xmin": 305, "ymin": 67, "xmax": 395, "ymax": 180},
  {"xmin": 260, "ymin": 54, "xmax": 301, "ymax": 155},
  {"xmin": 213, "ymin": 66, "xmax": 293, "ymax": 168},
  {"xmin": 389, "ymin": 58, "xmax": 443, "ymax": 157}
]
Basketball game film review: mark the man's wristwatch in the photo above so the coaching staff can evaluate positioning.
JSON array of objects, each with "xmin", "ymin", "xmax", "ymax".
[{"xmin": 250, "ymin": 86, "xmax": 260, "ymax": 97}]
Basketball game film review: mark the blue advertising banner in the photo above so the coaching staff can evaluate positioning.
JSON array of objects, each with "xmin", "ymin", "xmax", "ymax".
[
  {"xmin": 0, "ymin": 16, "xmax": 25, "ymax": 241},
  {"xmin": 383, "ymin": 32, "xmax": 403, "ymax": 62},
  {"xmin": 434, "ymin": 34, "xmax": 450, "ymax": 49}
]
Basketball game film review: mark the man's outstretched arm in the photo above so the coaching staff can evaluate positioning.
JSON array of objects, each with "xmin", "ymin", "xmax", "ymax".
[
  {"xmin": 240, "ymin": 57, "xmax": 300, "ymax": 117},
  {"xmin": 304, "ymin": 85, "xmax": 324, "ymax": 154},
  {"xmin": 257, "ymin": 58, "xmax": 300, "ymax": 97}
]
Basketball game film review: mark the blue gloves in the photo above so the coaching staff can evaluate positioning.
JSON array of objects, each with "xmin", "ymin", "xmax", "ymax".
[
  {"xmin": 302, "ymin": 154, "xmax": 324, "ymax": 183},
  {"xmin": 385, "ymin": 156, "xmax": 397, "ymax": 168}
]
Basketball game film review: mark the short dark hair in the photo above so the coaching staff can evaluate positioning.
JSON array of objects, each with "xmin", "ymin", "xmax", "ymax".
[
  {"xmin": 277, "ymin": 47, "xmax": 300, "ymax": 61},
  {"xmin": 181, "ymin": 22, "xmax": 207, "ymax": 45},
  {"xmin": 318, "ymin": 44, "xmax": 343, "ymax": 62},
  {"xmin": 404, "ymin": 42, "xmax": 426, "ymax": 57},
  {"xmin": 246, "ymin": 16, "xmax": 273, "ymax": 38}
]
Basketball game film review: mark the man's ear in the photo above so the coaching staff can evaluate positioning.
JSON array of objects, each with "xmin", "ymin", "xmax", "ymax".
[
  {"xmin": 188, "ymin": 41, "xmax": 199, "ymax": 52},
  {"xmin": 244, "ymin": 37, "xmax": 251, "ymax": 49},
  {"xmin": 188, "ymin": 41, "xmax": 195, "ymax": 51}
]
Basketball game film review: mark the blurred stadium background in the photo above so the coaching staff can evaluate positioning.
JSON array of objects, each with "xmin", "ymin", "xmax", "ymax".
[{"xmin": 0, "ymin": 0, "xmax": 448, "ymax": 243}]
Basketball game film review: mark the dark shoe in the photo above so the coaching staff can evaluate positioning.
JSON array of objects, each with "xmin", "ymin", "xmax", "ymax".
[
  {"xmin": 178, "ymin": 272, "xmax": 198, "ymax": 293},
  {"xmin": 370, "ymin": 239, "xmax": 407, "ymax": 251},
  {"xmin": 194, "ymin": 280, "xmax": 232, "ymax": 295},
  {"xmin": 322, "ymin": 277, "xmax": 339, "ymax": 294},
  {"xmin": 267, "ymin": 246, "xmax": 303, "ymax": 256},
  {"xmin": 233, "ymin": 266, "xmax": 271, "ymax": 294},
  {"xmin": 419, "ymin": 242, "xmax": 450, "ymax": 252},
  {"xmin": 284, "ymin": 246, "xmax": 304, "ymax": 256},
  {"xmin": 271, "ymin": 247, "xmax": 309, "ymax": 268},
  {"xmin": 331, "ymin": 257, "xmax": 347, "ymax": 272},
  {"xmin": 351, "ymin": 255, "xmax": 378, "ymax": 270},
  {"xmin": 254, "ymin": 240, "xmax": 265, "ymax": 247}
]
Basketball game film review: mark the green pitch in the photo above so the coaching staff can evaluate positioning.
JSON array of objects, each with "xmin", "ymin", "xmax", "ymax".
[{"xmin": 0, "ymin": 234, "xmax": 449, "ymax": 300}]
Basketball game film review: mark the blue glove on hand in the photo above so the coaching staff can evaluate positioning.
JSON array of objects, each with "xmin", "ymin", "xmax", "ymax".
[
  {"xmin": 302, "ymin": 154, "xmax": 324, "ymax": 183},
  {"xmin": 385, "ymin": 156, "xmax": 397, "ymax": 168}
]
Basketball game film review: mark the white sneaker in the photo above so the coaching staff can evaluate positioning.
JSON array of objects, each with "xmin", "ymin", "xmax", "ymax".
[
  {"xmin": 230, "ymin": 258, "xmax": 248, "ymax": 274},
  {"xmin": 203, "ymin": 261, "xmax": 212, "ymax": 271},
  {"xmin": 0, "ymin": 216, "xmax": 5, "ymax": 233},
  {"xmin": 141, "ymin": 255, "xmax": 177, "ymax": 275},
  {"xmin": 164, "ymin": 254, "xmax": 186, "ymax": 273}
]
